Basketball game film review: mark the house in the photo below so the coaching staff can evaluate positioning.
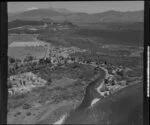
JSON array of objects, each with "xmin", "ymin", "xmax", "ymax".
[{"xmin": 8, "ymin": 72, "xmax": 47, "ymax": 95}]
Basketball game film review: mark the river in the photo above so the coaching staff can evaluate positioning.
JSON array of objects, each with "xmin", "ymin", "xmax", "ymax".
[{"xmin": 53, "ymin": 67, "xmax": 106, "ymax": 124}]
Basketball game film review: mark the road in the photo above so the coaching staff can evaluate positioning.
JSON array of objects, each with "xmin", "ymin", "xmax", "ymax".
[{"xmin": 8, "ymin": 26, "xmax": 25, "ymax": 31}]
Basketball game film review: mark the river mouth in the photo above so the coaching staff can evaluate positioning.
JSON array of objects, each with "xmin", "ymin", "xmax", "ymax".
[
  {"xmin": 61, "ymin": 64, "xmax": 143, "ymax": 124},
  {"xmin": 63, "ymin": 82, "xmax": 143, "ymax": 124},
  {"xmin": 52, "ymin": 67, "xmax": 106, "ymax": 124},
  {"xmin": 76, "ymin": 68, "xmax": 106, "ymax": 110}
]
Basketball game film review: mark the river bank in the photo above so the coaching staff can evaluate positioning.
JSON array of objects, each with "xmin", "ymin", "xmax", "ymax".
[
  {"xmin": 53, "ymin": 66, "xmax": 107, "ymax": 124},
  {"xmin": 7, "ymin": 63, "xmax": 98, "ymax": 124}
]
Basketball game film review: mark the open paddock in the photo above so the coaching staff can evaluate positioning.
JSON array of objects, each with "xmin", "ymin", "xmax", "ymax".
[
  {"xmin": 8, "ymin": 34, "xmax": 38, "ymax": 45},
  {"xmin": 8, "ymin": 46, "xmax": 47, "ymax": 61},
  {"xmin": 9, "ymin": 41, "xmax": 47, "ymax": 47}
]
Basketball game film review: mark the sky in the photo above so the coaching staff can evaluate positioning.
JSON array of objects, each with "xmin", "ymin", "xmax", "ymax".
[{"xmin": 8, "ymin": 1, "xmax": 144, "ymax": 14}]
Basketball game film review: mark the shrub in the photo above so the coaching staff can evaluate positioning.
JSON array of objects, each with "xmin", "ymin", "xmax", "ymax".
[
  {"xmin": 14, "ymin": 111, "xmax": 21, "ymax": 117},
  {"xmin": 72, "ymin": 64, "xmax": 78, "ymax": 68},
  {"xmin": 79, "ymin": 75, "xmax": 84, "ymax": 79},
  {"xmin": 7, "ymin": 81, "xmax": 13, "ymax": 89},
  {"xmin": 47, "ymin": 81, "xmax": 51, "ymax": 86},
  {"xmin": 24, "ymin": 55, "xmax": 36, "ymax": 62},
  {"xmin": 104, "ymin": 92, "xmax": 109, "ymax": 97},
  {"xmin": 26, "ymin": 112, "xmax": 31, "ymax": 116},
  {"xmin": 9, "ymin": 57, "xmax": 15, "ymax": 63},
  {"xmin": 23, "ymin": 103, "xmax": 31, "ymax": 109},
  {"xmin": 100, "ymin": 85, "xmax": 107, "ymax": 92}
]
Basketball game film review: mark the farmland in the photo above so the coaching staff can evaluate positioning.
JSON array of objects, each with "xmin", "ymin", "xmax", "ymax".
[
  {"xmin": 7, "ymin": 63, "xmax": 97, "ymax": 124},
  {"xmin": 8, "ymin": 34, "xmax": 37, "ymax": 45},
  {"xmin": 8, "ymin": 47, "xmax": 47, "ymax": 61},
  {"xmin": 8, "ymin": 34, "xmax": 48, "ymax": 61}
]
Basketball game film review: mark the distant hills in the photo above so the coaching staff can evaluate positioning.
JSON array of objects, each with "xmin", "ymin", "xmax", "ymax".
[
  {"xmin": 8, "ymin": 8, "xmax": 144, "ymax": 23},
  {"xmin": 8, "ymin": 19, "xmax": 76, "ymax": 29},
  {"xmin": 8, "ymin": 20, "xmax": 44, "ymax": 29}
]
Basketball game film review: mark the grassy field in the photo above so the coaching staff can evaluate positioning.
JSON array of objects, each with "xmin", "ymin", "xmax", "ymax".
[
  {"xmin": 8, "ymin": 46, "xmax": 47, "ymax": 61},
  {"xmin": 7, "ymin": 64, "xmax": 96, "ymax": 124},
  {"xmin": 8, "ymin": 34, "xmax": 47, "ymax": 61},
  {"xmin": 8, "ymin": 34, "xmax": 37, "ymax": 45}
]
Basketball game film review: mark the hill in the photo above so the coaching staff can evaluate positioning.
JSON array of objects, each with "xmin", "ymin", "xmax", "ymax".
[
  {"xmin": 8, "ymin": 19, "xmax": 76, "ymax": 29},
  {"xmin": 8, "ymin": 20, "xmax": 44, "ymax": 29},
  {"xmin": 8, "ymin": 9, "xmax": 144, "ymax": 23},
  {"xmin": 93, "ymin": 10, "xmax": 143, "ymax": 22}
]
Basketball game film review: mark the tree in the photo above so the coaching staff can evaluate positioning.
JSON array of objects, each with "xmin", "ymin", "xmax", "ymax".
[
  {"xmin": 7, "ymin": 81, "xmax": 12, "ymax": 89},
  {"xmin": 104, "ymin": 79, "xmax": 108, "ymax": 84},
  {"xmin": 117, "ymin": 70, "xmax": 124, "ymax": 77},
  {"xmin": 47, "ymin": 78, "xmax": 52, "ymax": 85},
  {"xmin": 24, "ymin": 55, "xmax": 36, "ymax": 62},
  {"xmin": 9, "ymin": 57, "xmax": 15, "ymax": 63},
  {"xmin": 39, "ymin": 58, "xmax": 44, "ymax": 64},
  {"xmin": 16, "ymin": 59, "xmax": 21, "ymax": 63},
  {"xmin": 71, "ymin": 56, "xmax": 75, "ymax": 62},
  {"xmin": 64, "ymin": 58, "xmax": 67, "ymax": 65},
  {"xmin": 45, "ymin": 58, "xmax": 51, "ymax": 64}
]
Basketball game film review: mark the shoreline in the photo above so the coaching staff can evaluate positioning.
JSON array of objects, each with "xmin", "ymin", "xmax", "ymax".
[
  {"xmin": 96, "ymin": 67, "xmax": 109, "ymax": 96},
  {"xmin": 90, "ymin": 67, "xmax": 109, "ymax": 107}
]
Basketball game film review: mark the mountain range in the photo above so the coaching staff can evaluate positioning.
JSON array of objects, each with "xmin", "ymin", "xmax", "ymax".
[{"xmin": 8, "ymin": 8, "xmax": 144, "ymax": 23}]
